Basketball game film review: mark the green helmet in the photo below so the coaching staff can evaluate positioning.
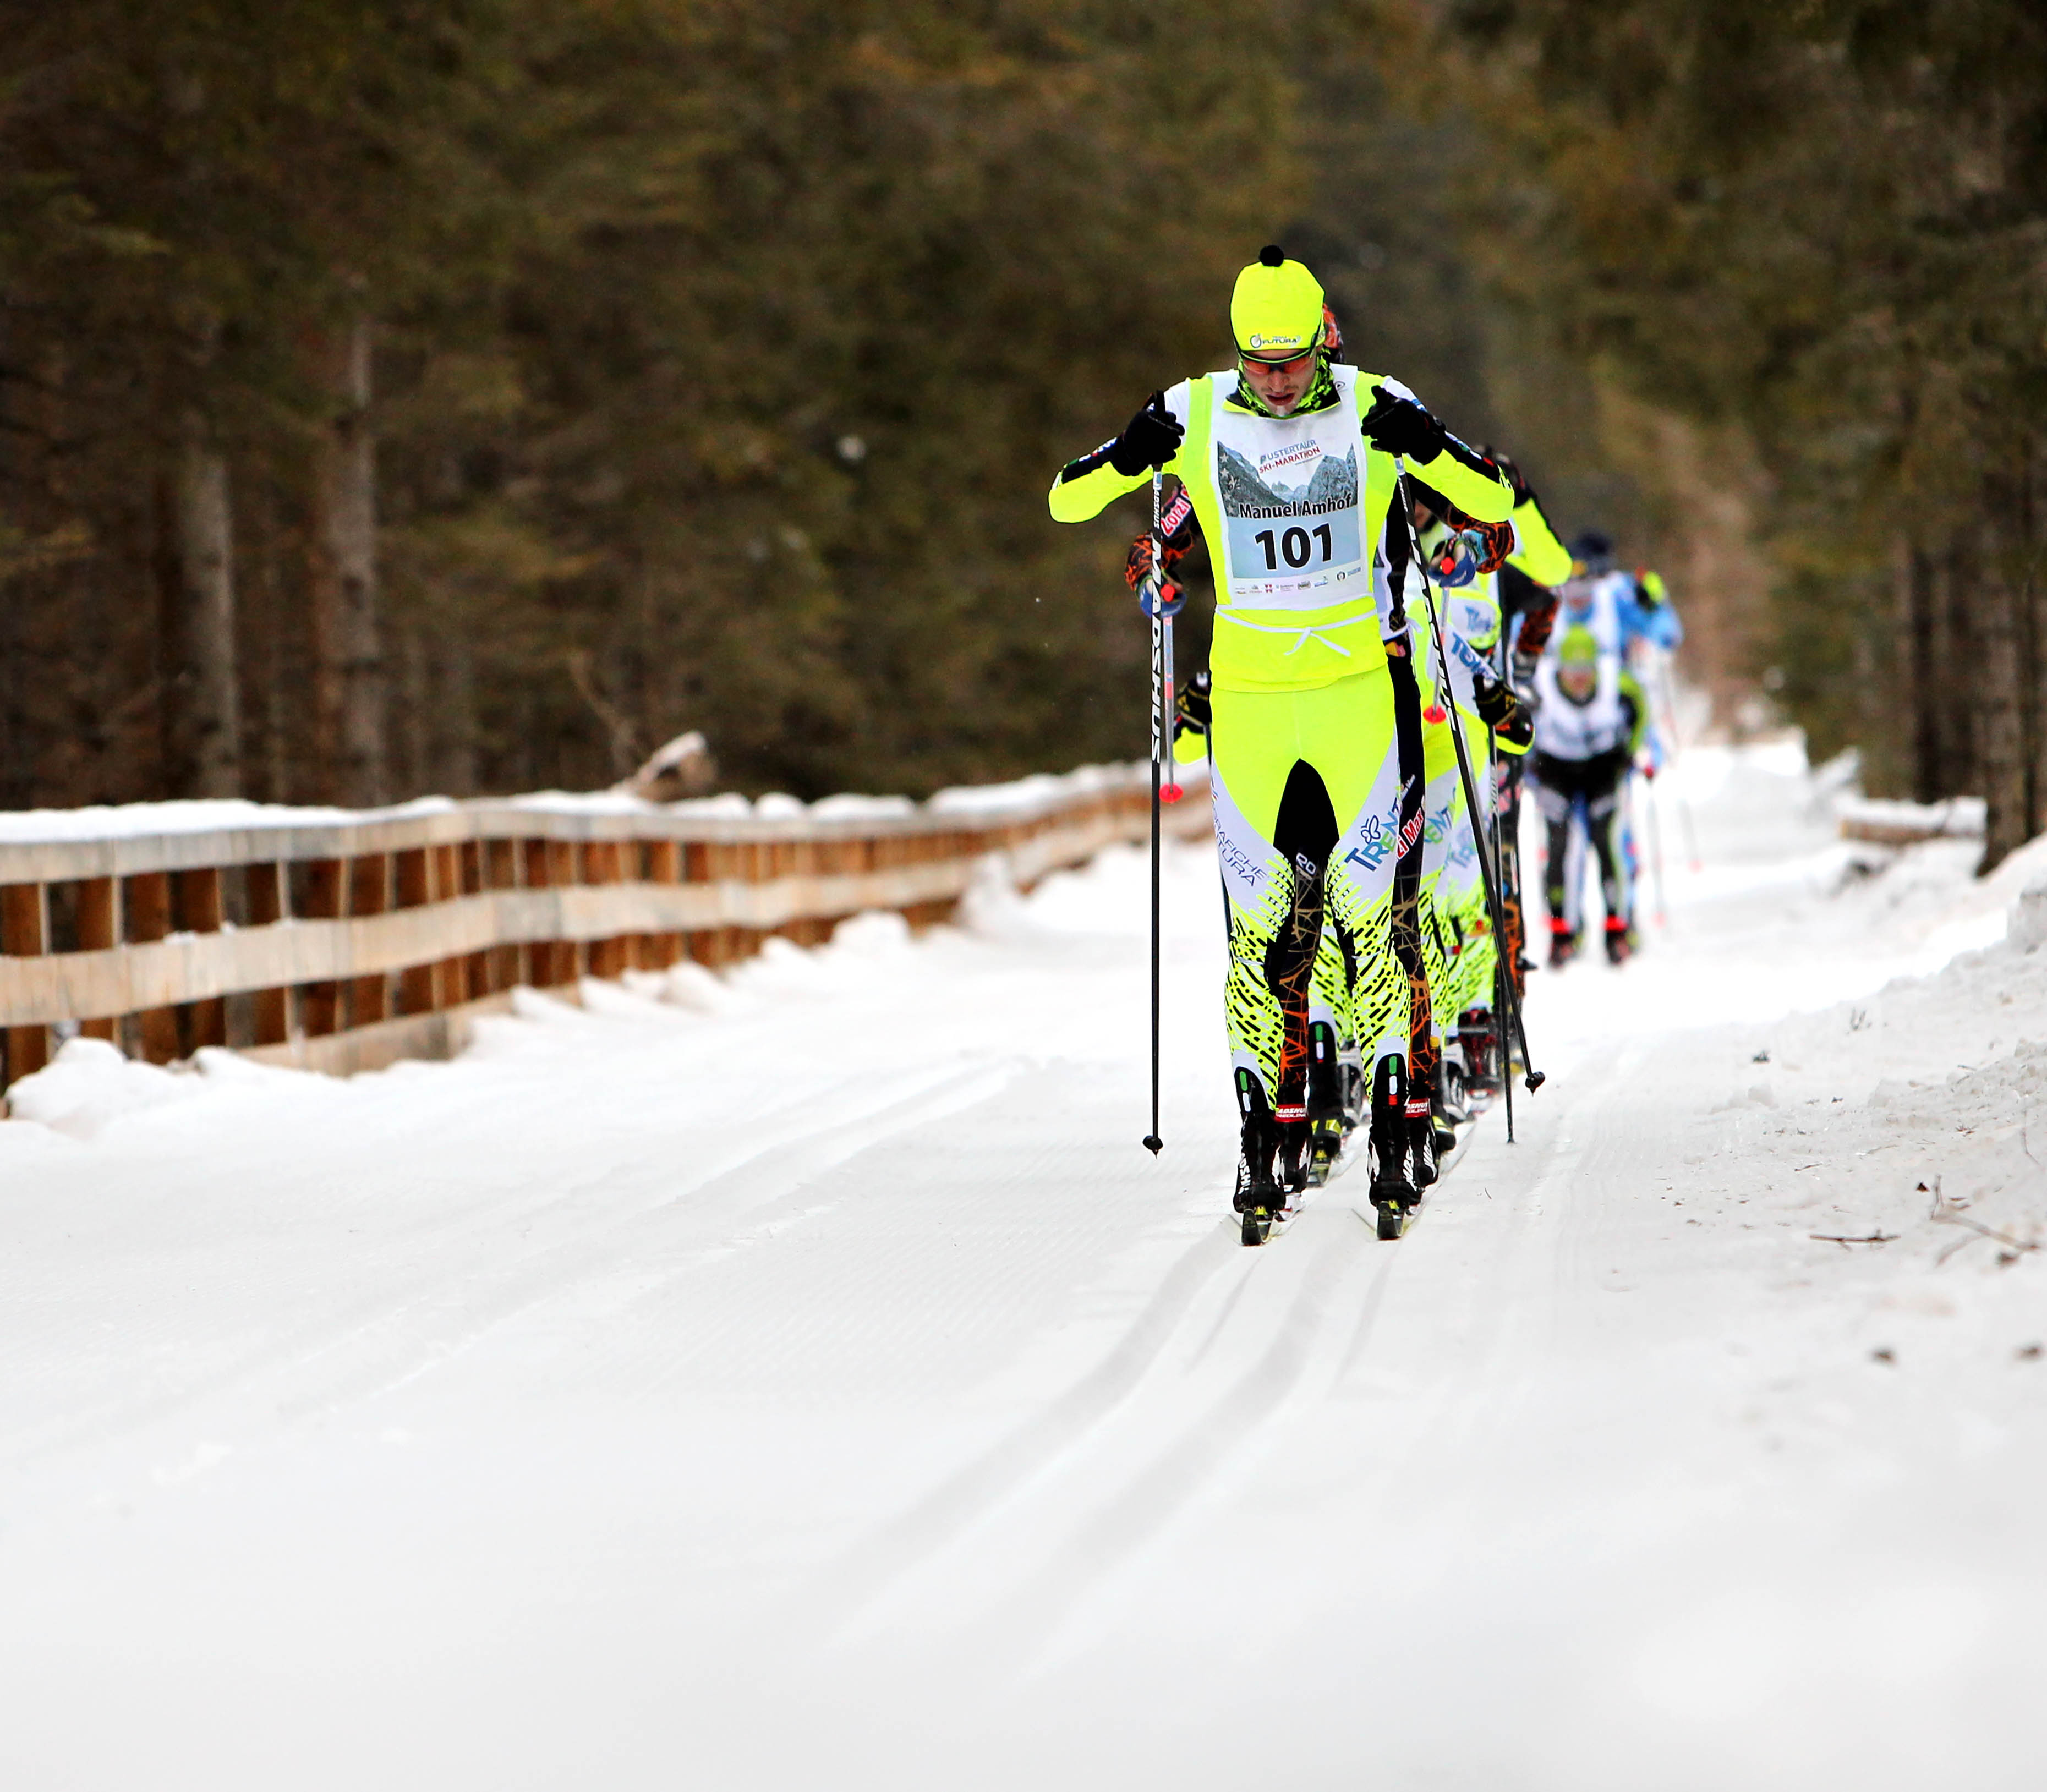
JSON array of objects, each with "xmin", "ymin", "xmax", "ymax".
[
  {"xmin": 1556, "ymin": 624, "xmax": 1600, "ymax": 704},
  {"xmin": 1557, "ymin": 624, "xmax": 1600, "ymax": 668},
  {"xmin": 1231, "ymin": 245, "xmax": 1326, "ymax": 363}
]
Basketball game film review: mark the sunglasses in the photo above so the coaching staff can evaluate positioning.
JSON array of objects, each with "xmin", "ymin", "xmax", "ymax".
[{"xmin": 1240, "ymin": 348, "xmax": 1317, "ymax": 377}]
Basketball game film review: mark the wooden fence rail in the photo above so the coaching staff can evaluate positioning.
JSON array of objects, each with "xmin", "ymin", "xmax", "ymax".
[{"xmin": 0, "ymin": 766, "xmax": 1211, "ymax": 1097}]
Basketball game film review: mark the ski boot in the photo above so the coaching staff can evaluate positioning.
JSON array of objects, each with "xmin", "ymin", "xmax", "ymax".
[
  {"xmin": 1430, "ymin": 1100, "xmax": 1459, "ymax": 1159},
  {"xmin": 1428, "ymin": 1050, "xmax": 1462, "ymax": 1157},
  {"xmin": 1304, "ymin": 1020, "xmax": 1346, "ymax": 1188},
  {"xmin": 1306, "ymin": 1117, "xmax": 1344, "ymax": 1186},
  {"xmin": 1603, "ymin": 916, "xmax": 1630, "ymax": 966},
  {"xmin": 1367, "ymin": 1057, "xmax": 1419, "ymax": 1240},
  {"xmin": 1410, "ymin": 1110, "xmax": 1440, "ymax": 1190},
  {"xmin": 1277, "ymin": 1118, "xmax": 1311, "ymax": 1203},
  {"xmin": 1232, "ymin": 1073, "xmax": 1283, "ymax": 1246},
  {"xmin": 1548, "ymin": 917, "xmax": 1578, "ymax": 968},
  {"xmin": 1340, "ymin": 1055, "xmax": 1368, "ymax": 1135},
  {"xmin": 1459, "ymin": 1006, "xmax": 1500, "ymax": 1103}
]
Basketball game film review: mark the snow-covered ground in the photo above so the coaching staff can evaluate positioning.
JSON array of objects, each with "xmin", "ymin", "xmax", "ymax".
[{"xmin": 2, "ymin": 740, "xmax": 2044, "ymax": 1790}]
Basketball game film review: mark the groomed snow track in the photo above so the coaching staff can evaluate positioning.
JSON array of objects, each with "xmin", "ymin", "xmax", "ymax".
[{"xmin": 2, "ymin": 741, "xmax": 2045, "ymax": 1791}]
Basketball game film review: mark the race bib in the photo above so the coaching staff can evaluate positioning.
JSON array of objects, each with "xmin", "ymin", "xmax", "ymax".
[{"xmin": 1213, "ymin": 409, "xmax": 1367, "ymax": 610}]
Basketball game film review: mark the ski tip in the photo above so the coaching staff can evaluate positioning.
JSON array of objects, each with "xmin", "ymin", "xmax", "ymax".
[
  {"xmin": 1142, "ymin": 1133, "xmax": 1164, "ymax": 1155},
  {"xmin": 1523, "ymin": 1070, "xmax": 1547, "ymax": 1093},
  {"xmin": 1161, "ymin": 784, "xmax": 1184, "ymax": 804}
]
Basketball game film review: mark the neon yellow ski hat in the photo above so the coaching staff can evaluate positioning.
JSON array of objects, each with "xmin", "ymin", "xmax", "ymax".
[{"xmin": 1231, "ymin": 245, "xmax": 1326, "ymax": 362}]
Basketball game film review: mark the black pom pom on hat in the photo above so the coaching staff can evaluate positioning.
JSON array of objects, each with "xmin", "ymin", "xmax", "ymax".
[{"xmin": 1259, "ymin": 244, "xmax": 1285, "ymax": 267}]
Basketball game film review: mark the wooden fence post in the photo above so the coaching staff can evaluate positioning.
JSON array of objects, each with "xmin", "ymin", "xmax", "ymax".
[
  {"xmin": 486, "ymin": 838, "xmax": 519, "ymax": 993},
  {"xmin": 459, "ymin": 840, "xmax": 488, "ymax": 999},
  {"xmin": 76, "ymin": 876, "xmax": 117, "ymax": 1043},
  {"xmin": 173, "ymin": 867, "xmax": 228, "ymax": 1051},
  {"xmin": 247, "ymin": 864, "xmax": 291, "ymax": 1045},
  {"xmin": 550, "ymin": 840, "xmax": 577, "ymax": 984},
  {"xmin": 123, "ymin": 871, "xmax": 180, "ymax": 1062},
  {"xmin": 298, "ymin": 859, "xmax": 344, "ymax": 1037},
  {"xmin": 433, "ymin": 843, "xmax": 467, "ymax": 1006},
  {"xmin": 396, "ymin": 847, "xmax": 436, "ymax": 1015},
  {"xmin": 2, "ymin": 881, "xmax": 50, "ymax": 1086},
  {"xmin": 347, "ymin": 854, "xmax": 391, "ymax": 1026}
]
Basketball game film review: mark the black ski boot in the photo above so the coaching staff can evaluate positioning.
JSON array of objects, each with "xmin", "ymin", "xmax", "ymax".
[
  {"xmin": 1367, "ymin": 1057, "xmax": 1417, "ymax": 1240},
  {"xmin": 1603, "ymin": 916, "xmax": 1632, "ymax": 965},
  {"xmin": 1433, "ymin": 1053, "xmax": 1468, "ymax": 1155},
  {"xmin": 1233, "ymin": 1072, "xmax": 1283, "ymax": 1246},
  {"xmin": 1548, "ymin": 917, "xmax": 1578, "ymax": 968},
  {"xmin": 1305, "ymin": 1021, "xmax": 1346, "ymax": 1187},
  {"xmin": 1411, "ymin": 1111, "xmax": 1441, "ymax": 1188},
  {"xmin": 1277, "ymin": 1119, "xmax": 1311, "ymax": 1201}
]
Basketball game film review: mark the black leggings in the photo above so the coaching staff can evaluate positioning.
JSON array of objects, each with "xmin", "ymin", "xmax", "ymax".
[{"xmin": 1532, "ymin": 748, "xmax": 1629, "ymax": 930}]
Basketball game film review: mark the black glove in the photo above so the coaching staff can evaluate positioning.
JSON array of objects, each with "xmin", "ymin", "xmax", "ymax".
[
  {"xmin": 1361, "ymin": 388, "xmax": 1447, "ymax": 464},
  {"xmin": 1108, "ymin": 392, "xmax": 1184, "ymax": 476},
  {"xmin": 1474, "ymin": 671, "xmax": 1534, "ymax": 749},
  {"xmin": 1173, "ymin": 668, "xmax": 1212, "ymax": 742}
]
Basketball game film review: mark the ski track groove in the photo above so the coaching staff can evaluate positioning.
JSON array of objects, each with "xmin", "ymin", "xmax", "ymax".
[
  {"xmin": 990, "ymin": 1206, "xmax": 1393, "ymax": 1674},
  {"xmin": 823, "ymin": 1124, "xmax": 1498, "ymax": 1668},
  {"xmin": 809, "ymin": 1218, "xmax": 1244, "ymax": 1636},
  {"xmin": 0, "ymin": 1061, "xmax": 1012, "ymax": 1471}
]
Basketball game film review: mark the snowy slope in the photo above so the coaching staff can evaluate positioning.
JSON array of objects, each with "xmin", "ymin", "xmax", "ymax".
[{"xmin": 0, "ymin": 743, "xmax": 2043, "ymax": 1790}]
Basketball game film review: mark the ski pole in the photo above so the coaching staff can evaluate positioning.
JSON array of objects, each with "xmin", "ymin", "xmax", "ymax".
[
  {"xmin": 1485, "ymin": 731, "xmax": 1515, "ymax": 1144},
  {"xmin": 1399, "ymin": 469, "xmax": 1544, "ymax": 1095},
  {"xmin": 1651, "ymin": 650, "xmax": 1702, "ymax": 872},
  {"xmin": 1142, "ymin": 470, "xmax": 1166, "ymax": 1157},
  {"xmin": 1643, "ymin": 764, "xmax": 1668, "ymax": 928}
]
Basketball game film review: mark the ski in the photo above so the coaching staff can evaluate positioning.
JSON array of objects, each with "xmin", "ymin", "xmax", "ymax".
[
  {"xmin": 1374, "ymin": 1190, "xmax": 1424, "ymax": 1241},
  {"xmin": 1240, "ymin": 1191, "xmax": 1307, "ymax": 1247}
]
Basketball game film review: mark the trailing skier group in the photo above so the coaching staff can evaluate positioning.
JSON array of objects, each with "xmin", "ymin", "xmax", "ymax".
[{"xmin": 1048, "ymin": 248, "xmax": 1682, "ymax": 1243}]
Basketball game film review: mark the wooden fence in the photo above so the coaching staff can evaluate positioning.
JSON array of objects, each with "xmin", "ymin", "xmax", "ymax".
[{"xmin": 0, "ymin": 766, "xmax": 1211, "ymax": 1099}]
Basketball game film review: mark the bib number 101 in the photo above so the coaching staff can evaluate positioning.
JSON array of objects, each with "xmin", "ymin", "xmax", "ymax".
[{"xmin": 1253, "ymin": 524, "xmax": 1333, "ymax": 571}]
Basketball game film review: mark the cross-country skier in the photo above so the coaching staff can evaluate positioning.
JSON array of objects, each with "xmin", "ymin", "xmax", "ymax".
[
  {"xmin": 1405, "ymin": 484, "xmax": 1558, "ymax": 1133},
  {"xmin": 1559, "ymin": 531, "xmax": 1683, "ymax": 661},
  {"xmin": 1462, "ymin": 452, "xmax": 1572, "ymax": 1082},
  {"xmin": 1049, "ymin": 246, "xmax": 1512, "ymax": 1234},
  {"xmin": 1530, "ymin": 625, "xmax": 1648, "ymax": 966},
  {"xmin": 1540, "ymin": 531, "xmax": 1682, "ymax": 946}
]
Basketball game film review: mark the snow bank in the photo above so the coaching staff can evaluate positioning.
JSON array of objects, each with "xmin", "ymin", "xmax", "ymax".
[{"xmin": 1837, "ymin": 792, "xmax": 1988, "ymax": 841}]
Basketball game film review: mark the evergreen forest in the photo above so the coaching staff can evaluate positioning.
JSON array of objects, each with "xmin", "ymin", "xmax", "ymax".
[{"xmin": 2, "ymin": 2, "xmax": 2042, "ymax": 861}]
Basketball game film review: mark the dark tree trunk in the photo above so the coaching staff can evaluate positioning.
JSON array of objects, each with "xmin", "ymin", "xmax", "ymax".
[
  {"xmin": 309, "ymin": 312, "xmax": 386, "ymax": 808},
  {"xmin": 1931, "ymin": 543, "xmax": 1975, "ymax": 800},
  {"xmin": 1896, "ymin": 536, "xmax": 1940, "ymax": 803},
  {"xmin": 158, "ymin": 413, "xmax": 242, "ymax": 798},
  {"xmin": 2022, "ymin": 430, "xmax": 2047, "ymax": 842},
  {"xmin": 433, "ymin": 632, "xmax": 479, "ymax": 797}
]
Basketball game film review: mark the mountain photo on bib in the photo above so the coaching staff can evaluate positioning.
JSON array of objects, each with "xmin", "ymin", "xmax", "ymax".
[{"xmin": 1217, "ymin": 435, "xmax": 1363, "ymax": 606}]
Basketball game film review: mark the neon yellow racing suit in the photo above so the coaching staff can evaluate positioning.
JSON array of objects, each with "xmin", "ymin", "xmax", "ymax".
[{"xmin": 1050, "ymin": 364, "xmax": 1509, "ymax": 1134}]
